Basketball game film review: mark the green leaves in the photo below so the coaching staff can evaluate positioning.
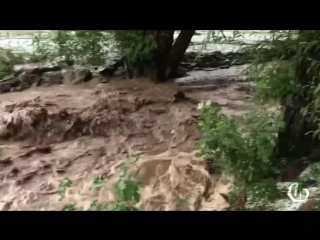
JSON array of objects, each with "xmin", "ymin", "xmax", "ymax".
[
  {"xmin": 112, "ymin": 30, "xmax": 156, "ymax": 64},
  {"xmin": 198, "ymin": 102, "xmax": 283, "ymax": 205},
  {"xmin": 33, "ymin": 30, "xmax": 114, "ymax": 66},
  {"xmin": 57, "ymin": 156, "xmax": 142, "ymax": 211},
  {"xmin": 58, "ymin": 177, "xmax": 72, "ymax": 200}
]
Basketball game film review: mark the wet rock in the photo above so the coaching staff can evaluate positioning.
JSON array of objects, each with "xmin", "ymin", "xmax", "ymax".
[
  {"xmin": 211, "ymin": 51, "xmax": 225, "ymax": 61},
  {"xmin": 25, "ymin": 68, "xmax": 41, "ymax": 75},
  {"xmin": 18, "ymin": 73, "xmax": 41, "ymax": 85},
  {"xmin": 0, "ymin": 82, "xmax": 12, "ymax": 93},
  {"xmin": 39, "ymin": 66, "xmax": 62, "ymax": 73},
  {"xmin": 63, "ymin": 69, "xmax": 92, "ymax": 85},
  {"xmin": 11, "ymin": 83, "xmax": 30, "ymax": 92},
  {"xmin": 25, "ymin": 66, "xmax": 61, "ymax": 76},
  {"xmin": 13, "ymin": 63, "xmax": 39, "ymax": 73},
  {"xmin": 99, "ymin": 66, "xmax": 115, "ymax": 77},
  {"xmin": 62, "ymin": 71, "xmax": 74, "ymax": 84},
  {"xmin": 10, "ymin": 78, "xmax": 22, "ymax": 88},
  {"xmin": 43, "ymin": 72, "xmax": 63, "ymax": 85}
]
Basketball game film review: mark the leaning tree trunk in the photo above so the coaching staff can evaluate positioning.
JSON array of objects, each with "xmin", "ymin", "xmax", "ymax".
[
  {"xmin": 147, "ymin": 30, "xmax": 195, "ymax": 82},
  {"xmin": 167, "ymin": 30, "xmax": 196, "ymax": 78}
]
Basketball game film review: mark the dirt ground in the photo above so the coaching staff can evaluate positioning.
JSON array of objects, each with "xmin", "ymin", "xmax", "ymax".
[{"xmin": 0, "ymin": 78, "xmax": 254, "ymax": 210}]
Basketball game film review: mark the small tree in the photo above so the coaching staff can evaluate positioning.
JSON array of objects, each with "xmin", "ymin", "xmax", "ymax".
[{"xmin": 114, "ymin": 30, "xmax": 195, "ymax": 82}]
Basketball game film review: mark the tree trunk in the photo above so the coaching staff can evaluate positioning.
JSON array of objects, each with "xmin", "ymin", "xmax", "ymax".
[
  {"xmin": 149, "ymin": 30, "xmax": 195, "ymax": 82},
  {"xmin": 153, "ymin": 30, "xmax": 175, "ymax": 82},
  {"xmin": 168, "ymin": 30, "xmax": 196, "ymax": 78}
]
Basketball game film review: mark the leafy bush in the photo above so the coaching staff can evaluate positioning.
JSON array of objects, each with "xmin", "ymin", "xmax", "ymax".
[
  {"xmin": 0, "ymin": 48, "xmax": 31, "ymax": 80},
  {"xmin": 32, "ymin": 30, "xmax": 156, "ymax": 68},
  {"xmin": 198, "ymin": 100, "xmax": 284, "ymax": 206},
  {"xmin": 33, "ymin": 30, "xmax": 115, "ymax": 66},
  {"xmin": 249, "ymin": 61, "xmax": 299, "ymax": 105},
  {"xmin": 112, "ymin": 30, "xmax": 156, "ymax": 64}
]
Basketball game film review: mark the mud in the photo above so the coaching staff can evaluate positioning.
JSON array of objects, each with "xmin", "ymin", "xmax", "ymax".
[{"xmin": 0, "ymin": 76, "xmax": 255, "ymax": 211}]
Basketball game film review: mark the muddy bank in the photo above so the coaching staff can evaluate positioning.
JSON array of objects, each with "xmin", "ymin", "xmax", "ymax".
[{"xmin": 0, "ymin": 53, "xmax": 252, "ymax": 97}]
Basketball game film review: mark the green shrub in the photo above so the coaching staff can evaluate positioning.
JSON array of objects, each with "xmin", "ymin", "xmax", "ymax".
[{"xmin": 198, "ymin": 100, "xmax": 284, "ymax": 206}]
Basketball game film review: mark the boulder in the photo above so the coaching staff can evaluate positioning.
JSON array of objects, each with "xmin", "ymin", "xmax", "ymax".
[
  {"xmin": 0, "ymin": 77, "xmax": 25, "ymax": 94},
  {"xmin": 13, "ymin": 63, "xmax": 39, "ymax": 73},
  {"xmin": 0, "ymin": 82, "xmax": 12, "ymax": 93},
  {"xmin": 9, "ymin": 78, "xmax": 21, "ymax": 88},
  {"xmin": 63, "ymin": 69, "xmax": 92, "ymax": 85},
  {"xmin": 11, "ymin": 83, "xmax": 30, "ymax": 92},
  {"xmin": 42, "ymin": 72, "xmax": 63, "ymax": 85},
  {"xmin": 39, "ymin": 66, "xmax": 62, "ymax": 74},
  {"xmin": 18, "ymin": 73, "xmax": 41, "ymax": 85}
]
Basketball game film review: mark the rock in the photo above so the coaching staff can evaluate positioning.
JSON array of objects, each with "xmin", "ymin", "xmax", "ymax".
[
  {"xmin": 11, "ymin": 83, "xmax": 30, "ymax": 92},
  {"xmin": 113, "ymin": 67, "xmax": 126, "ymax": 77},
  {"xmin": 63, "ymin": 69, "xmax": 92, "ymax": 85},
  {"xmin": 18, "ymin": 73, "xmax": 41, "ymax": 85},
  {"xmin": 25, "ymin": 68, "xmax": 41, "ymax": 75},
  {"xmin": 87, "ymin": 77, "xmax": 102, "ymax": 87},
  {"xmin": 62, "ymin": 71, "xmax": 74, "ymax": 85},
  {"xmin": 212, "ymin": 51, "xmax": 225, "ymax": 61},
  {"xmin": 43, "ymin": 72, "xmax": 63, "ymax": 85},
  {"xmin": 39, "ymin": 66, "xmax": 62, "ymax": 74},
  {"xmin": 13, "ymin": 63, "xmax": 39, "ymax": 73},
  {"xmin": 99, "ymin": 67, "xmax": 115, "ymax": 77},
  {"xmin": 11, "ymin": 79, "xmax": 21, "ymax": 88},
  {"xmin": 0, "ymin": 82, "xmax": 12, "ymax": 93},
  {"xmin": 219, "ymin": 65, "xmax": 230, "ymax": 69}
]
